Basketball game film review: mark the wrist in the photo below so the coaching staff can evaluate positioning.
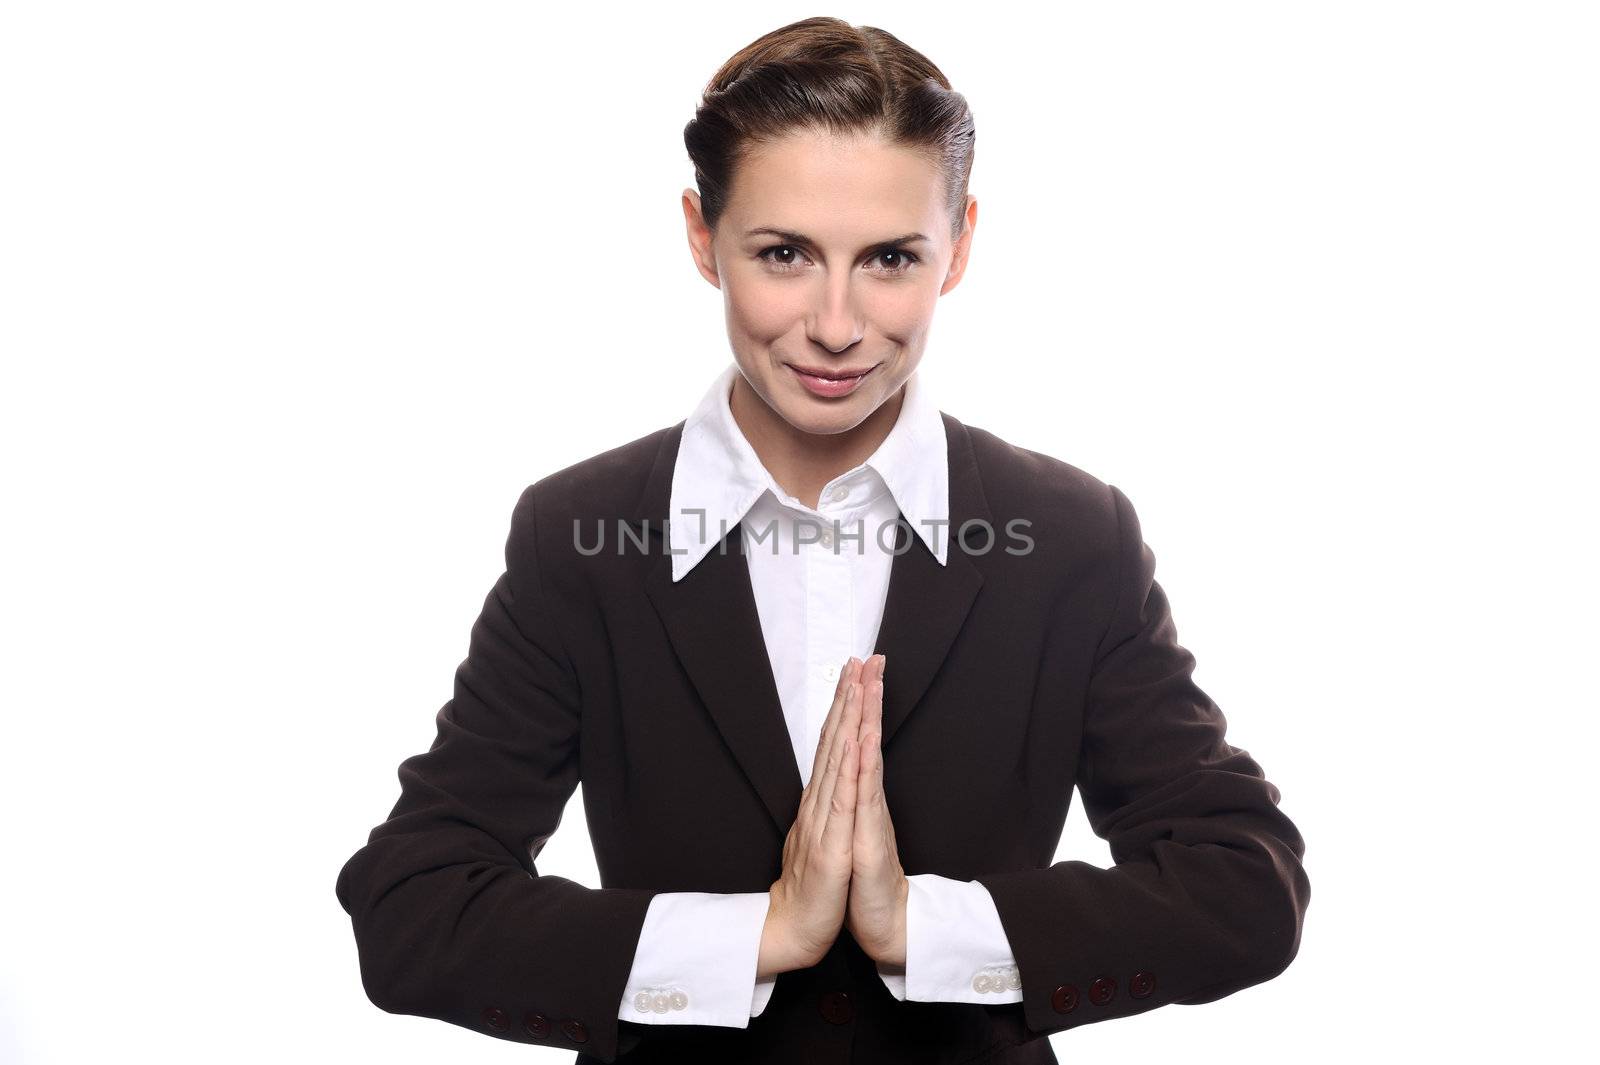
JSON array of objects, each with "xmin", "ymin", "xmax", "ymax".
[
  {"xmin": 883, "ymin": 876, "xmax": 909, "ymax": 968},
  {"xmin": 758, "ymin": 892, "xmax": 809, "ymax": 978}
]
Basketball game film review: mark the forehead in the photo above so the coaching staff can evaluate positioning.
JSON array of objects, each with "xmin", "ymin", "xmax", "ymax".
[{"xmin": 726, "ymin": 128, "xmax": 944, "ymax": 236}]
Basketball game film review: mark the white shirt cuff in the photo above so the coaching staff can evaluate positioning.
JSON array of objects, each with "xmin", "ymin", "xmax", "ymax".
[
  {"xmin": 619, "ymin": 890, "xmax": 774, "ymax": 1026},
  {"xmin": 886, "ymin": 873, "xmax": 1024, "ymax": 1004}
]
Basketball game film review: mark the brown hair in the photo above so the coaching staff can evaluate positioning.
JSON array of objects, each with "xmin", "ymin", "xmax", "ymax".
[{"xmin": 684, "ymin": 17, "xmax": 976, "ymax": 243}]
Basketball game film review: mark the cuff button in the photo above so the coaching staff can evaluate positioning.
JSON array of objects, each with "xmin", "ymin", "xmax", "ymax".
[
  {"xmin": 481, "ymin": 1006, "xmax": 510, "ymax": 1032},
  {"xmin": 560, "ymin": 1019, "xmax": 589, "ymax": 1043},
  {"xmin": 523, "ymin": 1011, "xmax": 550, "ymax": 1037},
  {"xmin": 1050, "ymin": 984, "xmax": 1079, "ymax": 1013},
  {"xmin": 1089, "ymin": 976, "xmax": 1116, "ymax": 1005},
  {"xmin": 1130, "ymin": 971, "xmax": 1156, "ymax": 999}
]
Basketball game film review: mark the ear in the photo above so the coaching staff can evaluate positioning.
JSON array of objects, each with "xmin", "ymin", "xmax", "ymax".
[
  {"xmin": 939, "ymin": 193, "xmax": 979, "ymax": 297},
  {"xmin": 682, "ymin": 189, "xmax": 721, "ymax": 289}
]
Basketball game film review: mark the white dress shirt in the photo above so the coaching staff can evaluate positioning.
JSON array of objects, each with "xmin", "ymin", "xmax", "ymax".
[{"xmin": 617, "ymin": 361, "xmax": 1024, "ymax": 1028}]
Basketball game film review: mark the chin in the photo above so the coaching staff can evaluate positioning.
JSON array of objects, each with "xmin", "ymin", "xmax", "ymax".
[{"xmin": 791, "ymin": 398, "xmax": 878, "ymax": 437}]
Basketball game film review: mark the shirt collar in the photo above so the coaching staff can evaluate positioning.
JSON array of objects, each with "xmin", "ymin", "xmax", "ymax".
[{"xmin": 667, "ymin": 361, "xmax": 950, "ymax": 582}]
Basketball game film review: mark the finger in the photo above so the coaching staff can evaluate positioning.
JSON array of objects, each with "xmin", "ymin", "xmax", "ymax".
[
  {"xmin": 856, "ymin": 675, "xmax": 886, "ymax": 835},
  {"xmin": 861, "ymin": 675, "xmax": 884, "ymax": 791},
  {"xmin": 812, "ymin": 679, "xmax": 859, "ymax": 840},
  {"xmin": 822, "ymin": 681, "xmax": 864, "ymax": 853},
  {"xmin": 846, "ymin": 655, "xmax": 880, "ymax": 765},
  {"xmin": 856, "ymin": 659, "xmax": 884, "ymax": 824},
  {"xmin": 867, "ymin": 654, "xmax": 885, "ymax": 739},
  {"xmin": 818, "ymin": 656, "xmax": 860, "ymax": 753},
  {"xmin": 803, "ymin": 656, "xmax": 860, "ymax": 812}
]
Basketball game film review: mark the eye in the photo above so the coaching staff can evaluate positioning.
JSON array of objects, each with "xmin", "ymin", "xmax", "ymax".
[
  {"xmin": 756, "ymin": 244, "xmax": 807, "ymax": 271},
  {"xmin": 755, "ymin": 244, "xmax": 921, "ymax": 276},
  {"xmin": 871, "ymin": 247, "xmax": 920, "ymax": 275}
]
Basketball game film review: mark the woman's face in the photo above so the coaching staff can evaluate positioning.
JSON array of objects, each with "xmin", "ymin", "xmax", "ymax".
[{"xmin": 685, "ymin": 127, "xmax": 976, "ymax": 438}]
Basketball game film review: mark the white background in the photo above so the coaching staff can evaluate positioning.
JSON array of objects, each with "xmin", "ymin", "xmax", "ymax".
[{"xmin": 2, "ymin": 2, "xmax": 1595, "ymax": 1062}]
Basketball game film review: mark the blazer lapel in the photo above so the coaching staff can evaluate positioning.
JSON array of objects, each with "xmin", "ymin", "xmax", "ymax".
[
  {"xmin": 635, "ymin": 411, "xmax": 993, "ymax": 839},
  {"xmin": 872, "ymin": 411, "xmax": 988, "ymax": 750},
  {"xmin": 644, "ymin": 521, "xmax": 804, "ymax": 839}
]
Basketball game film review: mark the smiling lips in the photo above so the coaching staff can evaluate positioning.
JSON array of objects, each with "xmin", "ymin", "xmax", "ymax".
[
  {"xmin": 790, "ymin": 363, "xmax": 873, "ymax": 381},
  {"xmin": 789, "ymin": 362, "xmax": 876, "ymax": 398}
]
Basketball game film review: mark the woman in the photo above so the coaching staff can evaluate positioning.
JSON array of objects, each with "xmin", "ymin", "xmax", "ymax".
[{"xmin": 335, "ymin": 17, "xmax": 1309, "ymax": 1064}]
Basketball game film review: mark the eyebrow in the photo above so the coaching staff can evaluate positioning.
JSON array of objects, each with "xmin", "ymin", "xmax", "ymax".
[{"xmin": 745, "ymin": 227, "xmax": 930, "ymax": 249}]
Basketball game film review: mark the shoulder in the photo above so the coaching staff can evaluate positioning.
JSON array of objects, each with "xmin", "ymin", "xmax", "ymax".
[
  {"xmin": 506, "ymin": 420, "xmax": 682, "ymax": 556},
  {"xmin": 952, "ymin": 414, "xmax": 1123, "ymax": 546},
  {"xmin": 532, "ymin": 421, "xmax": 678, "ymax": 510}
]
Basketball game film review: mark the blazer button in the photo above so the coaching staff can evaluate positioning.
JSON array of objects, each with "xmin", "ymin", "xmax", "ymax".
[
  {"xmin": 1089, "ymin": 976, "xmax": 1117, "ymax": 1005},
  {"xmin": 1050, "ymin": 984, "xmax": 1079, "ymax": 1013},
  {"xmin": 481, "ymin": 1006, "xmax": 510, "ymax": 1032},
  {"xmin": 560, "ymin": 1019, "xmax": 589, "ymax": 1043},
  {"xmin": 523, "ymin": 1011, "xmax": 550, "ymax": 1037},
  {"xmin": 1129, "ymin": 971, "xmax": 1156, "ymax": 999},
  {"xmin": 818, "ymin": 991, "xmax": 854, "ymax": 1025}
]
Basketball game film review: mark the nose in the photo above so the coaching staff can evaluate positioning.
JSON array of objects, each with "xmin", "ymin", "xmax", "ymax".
[{"xmin": 807, "ymin": 278, "xmax": 865, "ymax": 352}]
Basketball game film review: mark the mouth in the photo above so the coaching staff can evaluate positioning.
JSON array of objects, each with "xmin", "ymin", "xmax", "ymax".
[
  {"xmin": 788, "ymin": 362, "xmax": 877, "ymax": 398},
  {"xmin": 787, "ymin": 363, "xmax": 876, "ymax": 382}
]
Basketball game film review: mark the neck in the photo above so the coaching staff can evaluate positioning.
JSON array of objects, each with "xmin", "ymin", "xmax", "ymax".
[{"xmin": 729, "ymin": 373, "xmax": 905, "ymax": 511}]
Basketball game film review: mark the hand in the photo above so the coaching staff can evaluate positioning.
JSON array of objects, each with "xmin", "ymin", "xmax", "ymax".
[
  {"xmin": 846, "ymin": 653, "xmax": 910, "ymax": 967},
  {"xmin": 761, "ymin": 656, "xmax": 866, "ymax": 976}
]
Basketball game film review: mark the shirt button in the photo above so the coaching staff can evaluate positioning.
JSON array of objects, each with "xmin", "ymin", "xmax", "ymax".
[
  {"xmin": 973, "ymin": 972, "xmax": 993, "ymax": 993},
  {"xmin": 670, "ymin": 989, "xmax": 689, "ymax": 1010},
  {"xmin": 819, "ymin": 529, "xmax": 834, "ymax": 548},
  {"xmin": 823, "ymin": 663, "xmax": 838, "ymax": 681},
  {"xmin": 818, "ymin": 990, "xmax": 854, "ymax": 1024},
  {"xmin": 829, "ymin": 485, "xmax": 850, "ymax": 503}
]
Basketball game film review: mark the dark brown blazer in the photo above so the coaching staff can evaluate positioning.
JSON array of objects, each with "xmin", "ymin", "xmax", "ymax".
[{"xmin": 334, "ymin": 411, "xmax": 1310, "ymax": 1064}]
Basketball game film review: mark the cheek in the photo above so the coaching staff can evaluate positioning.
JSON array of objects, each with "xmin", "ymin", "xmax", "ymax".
[
  {"xmin": 724, "ymin": 273, "xmax": 808, "ymax": 339},
  {"xmin": 865, "ymin": 282, "xmax": 938, "ymax": 338}
]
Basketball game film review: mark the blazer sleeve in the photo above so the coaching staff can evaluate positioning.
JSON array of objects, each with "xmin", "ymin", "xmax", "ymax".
[
  {"xmin": 334, "ymin": 483, "xmax": 659, "ymax": 1064},
  {"xmin": 975, "ymin": 483, "xmax": 1310, "ymax": 1040}
]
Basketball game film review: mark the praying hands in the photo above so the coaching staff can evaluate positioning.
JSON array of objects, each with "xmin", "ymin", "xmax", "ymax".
[{"xmin": 759, "ymin": 654, "xmax": 909, "ymax": 977}]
